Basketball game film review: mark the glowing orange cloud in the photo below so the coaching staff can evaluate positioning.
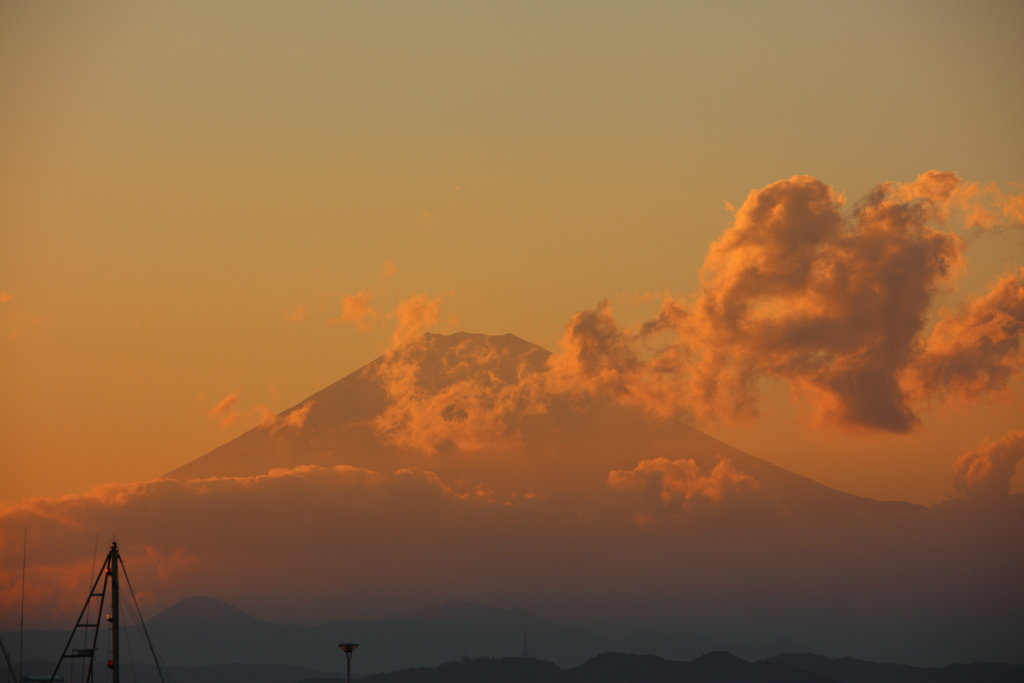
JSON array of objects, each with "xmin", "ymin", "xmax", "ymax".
[
  {"xmin": 330, "ymin": 289, "xmax": 443, "ymax": 345},
  {"xmin": 0, "ymin": 291, "xmax": 12, "ymax": 304},
  {"xmin": 963, "ymin": 182, "xmax": 1024, "ymax": 229},
  {"xmin": 191, "ymin": 172, "xmax": 1024, "ymax": 461},
  {"xmin": 372, "ymin": 334, "xmax": 548, "ymax": 453},
  {"xmin": 284, "ymin": 304, "xmax": 307, "ymax": 322},
  {"xmin": 0, "ymin": 464, "xmax": 521, "ymax": 627},
  {"xmin": 541, "ymin": 172, "xmax": 1023, "ymax": 434},
  {"xmin": 209, "ymin": 392, "xmax": 242, "ymax": 426},
  {"xmin": 258, "ymin": 400, "xmax": 314, "ymax": 433},
  {"xmin": 951, "ymin": 431, "xmax": 1024, "ymax": 499},
  {"xmin": 912, "ymin": 268, "xmax": 1024, "ymax": 404},
  {"xmin": 391, "ymin": 294, "xmax": 442, "ymax": 347},
  {"xmin": 333, "ymin": 290, "xmax": 382, "ymax": 331},
  {"xmin": 544, "ymin": 301, "xmax": 690, "ymax": 419},
  {"xmin": 608, "ymin": 457, "xmax": 761, "ymax": 507},
  {"xmin": 688, "ymin": 173, "xmax": 965, "ymax": 431}
]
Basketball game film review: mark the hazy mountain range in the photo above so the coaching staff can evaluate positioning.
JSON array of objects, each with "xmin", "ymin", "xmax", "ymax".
[{"xmin": 9, "ymin": 596, "xmax": 1023, "ymax": 683}]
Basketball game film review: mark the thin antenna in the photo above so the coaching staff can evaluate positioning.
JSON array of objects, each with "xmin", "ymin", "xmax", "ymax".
[
  {"xmin": 1, "ymin": 635, "xmax": 20, "ymax": 683},
  {"xmin": 19, "ymin": 529, "xmax": 26, "ymax": 683}
]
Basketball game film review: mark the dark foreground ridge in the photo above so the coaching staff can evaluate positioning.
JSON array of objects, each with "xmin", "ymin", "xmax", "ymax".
[
  {"xmin": 20, "ymin": 651, "xmax": 1024, "ymax": 683},
  {"xmin": 352, "ymin": 652, "xmax": 832, "ymax": 683},
  {"xmin": 316, "ymin": 651, "xmax": 1024, "ymax": 683}
]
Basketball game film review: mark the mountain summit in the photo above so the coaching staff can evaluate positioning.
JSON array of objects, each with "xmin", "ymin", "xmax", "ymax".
[{"xmin": 166, "ymin": 332, "xmax": 915, "ymax": 517}]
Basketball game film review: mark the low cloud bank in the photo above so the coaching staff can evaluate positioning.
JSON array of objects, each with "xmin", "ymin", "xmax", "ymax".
[{"xmin": 1, "ymin": 460, "xmax": 1020, "ymax": 667}]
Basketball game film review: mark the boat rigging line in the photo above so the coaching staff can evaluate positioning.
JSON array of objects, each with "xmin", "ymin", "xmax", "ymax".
[{"xmin": 41, "ymin": 540, "xmax": 173, "ymax": 683}]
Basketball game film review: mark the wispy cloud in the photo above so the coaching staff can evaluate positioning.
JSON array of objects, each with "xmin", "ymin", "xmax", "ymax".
[
  {"xmin": 258, "ymin": 400, "xmax": 314, "ymax": 433},
  {"xmin": 332, "ymin": 290, "xmax": 382, "ymax": 331},
  {"xmin": 208, "ymin": 392, "xmax": 242, "ymax": 426},
  {"xmin": 284, "ymin": 304, "xmax": 307, "ymax": 322},
  {"xmin": 391, "ymin": 295, "xmax": 442, "ymax": 347}
]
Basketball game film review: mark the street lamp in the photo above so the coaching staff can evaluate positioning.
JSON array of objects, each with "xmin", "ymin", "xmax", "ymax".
[{"xmin": 338, "ymin": 643, "xmax": 359, "ymax": 683}]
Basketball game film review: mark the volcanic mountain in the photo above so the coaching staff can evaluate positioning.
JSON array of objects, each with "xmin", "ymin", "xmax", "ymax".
[
  {"xmin": 167, "ymin": 332, "xmax": 916, "ymax": 517},
  {"xmin": 12, "ymin": 332, "xmax": 1020, "ymax": 667}
]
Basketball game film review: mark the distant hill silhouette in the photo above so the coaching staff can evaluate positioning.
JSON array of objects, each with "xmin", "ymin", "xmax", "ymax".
[
  {"xmin": 766, "ymin": 652, "xmax": 1024, "ymax": 683},
  {"xmin": 150, "ymin": 595, "xmax": 260, "ymax": 625},
  {"xmin": 354, "ymin": 652, "xmax": 835, "ymax": 683},
  {"xmin": 145, "ymin": 597, "xmax": 728, "ymax": 672},
  {"xmin": 310, "ymin": 652, "xmax": 1024, "ymax": 683},
  {"xmin": 11, "ymin": 597, "xmax": 731, "ymax": 673}
]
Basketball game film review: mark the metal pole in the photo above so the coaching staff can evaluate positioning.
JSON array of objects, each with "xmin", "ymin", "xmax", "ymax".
[
  {"xmin": 338, "ymin": 643, "xmax": 358, "ymax": 683},
  {"xmin": 110, "ymin": 542, "xmax": 119, "ymax": 683}
]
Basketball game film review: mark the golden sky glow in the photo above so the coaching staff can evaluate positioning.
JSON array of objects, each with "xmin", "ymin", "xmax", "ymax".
[{"xmin": 2, "ymin": 3, "xmax": 1023, "ymax": 506}]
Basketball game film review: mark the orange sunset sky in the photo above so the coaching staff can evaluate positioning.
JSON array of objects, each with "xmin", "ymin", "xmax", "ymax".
[{"xmin": 2, "ymin": 1, "xmax": 1023, "ymax": 508}]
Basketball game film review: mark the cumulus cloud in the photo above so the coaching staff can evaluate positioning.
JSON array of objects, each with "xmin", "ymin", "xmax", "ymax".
[
  {"xmin": 372, "ymin": 334, "xmax": 547, "ymax": 453},
  {"xmin": 0, "ymin": 291, "xmax": 12, "ymax": 304},
  {"xmin": 952, "ymin": 431, "xmax": 1024, "ymax": 499},
  {"xmin": 542, "ymin": 171, "xmax": 1023, "ymax": 434},
  {"xmin": 911, "ymin": 268, "xmax": 1024, "ymax": 404},
  {"xmin": 545, "ymin": 301, "xmax": 690, "ymax": 419},
  {"xmin": 309, "ymin": 172, "xmax": 1020, "ymax": 455},
  {"xmin": 874, "ymin": 171, "xmax": 1024, "ymax": 232},
  {"xmin": 688, "ymin": 172, "xmax": 964, "ymax": 431}
]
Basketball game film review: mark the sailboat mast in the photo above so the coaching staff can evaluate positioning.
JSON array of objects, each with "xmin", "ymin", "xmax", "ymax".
[{"xmin": 109, "ymin": 541, "xmax": 119, "ymax": 683}]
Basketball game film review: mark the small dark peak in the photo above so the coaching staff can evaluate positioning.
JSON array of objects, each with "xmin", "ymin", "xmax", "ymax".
[
  {"xmin": 573, "ymin": 652, "xmax": 670, "ymax": 672},
  {"xmin": 692, "ymin": 650, "xmax": 749, "ymax": 668},
  {"xmin": 150, "ymin": 595, "xmax": 256, "ymax": 625},
  {"xmin": 694, "ymin": 650, "xmax": 747, "ymax": 661}
]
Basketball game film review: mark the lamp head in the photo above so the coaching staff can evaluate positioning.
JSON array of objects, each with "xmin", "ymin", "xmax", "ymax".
[{"xmin": 338, "ymin": 643, "xmax": 359, "ymax": 654}]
